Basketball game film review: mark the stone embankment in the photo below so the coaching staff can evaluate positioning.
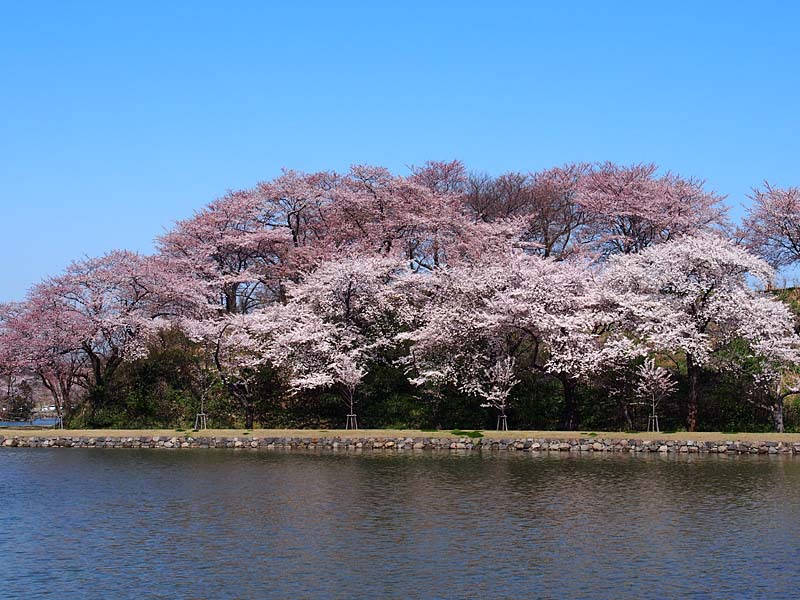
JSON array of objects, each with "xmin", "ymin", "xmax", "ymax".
[{"xmin": 2, "ymin": 434, "xmax": 800, "ymax": 454}]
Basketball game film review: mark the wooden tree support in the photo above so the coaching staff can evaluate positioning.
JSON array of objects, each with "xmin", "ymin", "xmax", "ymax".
[
  {"xmin": 647, "ymin": 414, "xmax": 660, "ymax": 433},
  {"xmin": 194, "ymin": 412, "xmax": 208, "ymax": 430}
]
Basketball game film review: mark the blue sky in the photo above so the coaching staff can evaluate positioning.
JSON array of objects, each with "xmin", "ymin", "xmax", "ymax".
[{"xmin": 1, "ymin": 1, "xmax": 798, "ymax": 300}]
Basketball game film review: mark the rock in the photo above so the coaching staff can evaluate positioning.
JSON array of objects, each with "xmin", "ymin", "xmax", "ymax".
[{"xmin": 4, "ymin": 433, "xmax": 797, "ymax": 460}]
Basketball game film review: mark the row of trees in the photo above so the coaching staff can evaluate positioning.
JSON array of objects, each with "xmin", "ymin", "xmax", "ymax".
[{"xmin": 2, "ymin": 161, "xmax": 799, "ymax": 431}]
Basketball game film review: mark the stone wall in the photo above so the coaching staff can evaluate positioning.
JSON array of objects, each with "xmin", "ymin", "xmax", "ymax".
[{"xmin": 2, "ymin": 434, "xmax": 800, "ymax": 454}]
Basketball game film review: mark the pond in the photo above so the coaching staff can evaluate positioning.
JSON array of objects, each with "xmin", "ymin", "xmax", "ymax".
[
  {"xmin": 1, "ymin": 449, "xmax": 798, "ymax": 598},
  {"xmin": 0, "ymin": 418, "xmax": 59, "ymax": 428}
]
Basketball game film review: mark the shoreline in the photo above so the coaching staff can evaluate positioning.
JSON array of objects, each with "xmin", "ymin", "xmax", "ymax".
[
  {"xmin": 4, "ymin": 428, "xmax": 800, "ymax": 442},
  {"xmin": 2, "ymin": 429, "xmax": 800, "ymax": 454}
]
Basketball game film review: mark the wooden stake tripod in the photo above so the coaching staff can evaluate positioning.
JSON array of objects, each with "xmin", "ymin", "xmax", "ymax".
[{"xmin": 194, "ymin": 393, "xmax": 208, "ymax": 430}]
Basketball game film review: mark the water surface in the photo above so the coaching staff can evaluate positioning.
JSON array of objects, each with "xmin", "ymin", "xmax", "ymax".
[
  {"xmin": 0, "ymin": 419, "xmax": 59, "ymax": 428},
  {"xmin": 1, "ymin": 449, "xmax": 798, "ymax": 598}
]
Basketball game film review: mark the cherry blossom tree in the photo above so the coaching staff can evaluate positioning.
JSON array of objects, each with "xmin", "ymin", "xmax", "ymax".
[
  {"xmin": 0, "ymin": 303, "xmax": 27, "ymax": 420},
  {"xmin": 758, "ymin": 368, "xmax": 800, "ymax": 433},
  {"xmin": 328, "ymin": 165, "xmax": 504, "ymax": 272},
  {"xmin": 1, "ymin": 297, "xmax": 88, "ymax": 425},
  {"xmin": 717, "ymin": 346, "xmax": 800, "ymax": 433},
  {"xmin": 461, "ymin": 165, "xmax": 590, "ymax": 259},
  {"xmin": 398, "ymin": 259, "xmax": 518, "ymax": 410},
  {"xmin": 261, "ymin": 256, "xmax": 406, "ymax": 427},
  {"xmin": 332, "ymin": 352, "xmax": 367, "ymax": 429},
  {"xmin": 257, "ymin": 169, "xmax": 335, "ymax": 249},
  {"xmin": 402, "ymin": 253, "xmax": 632, "ymax": 429},
  {"xmin": 173, "ymin": 255, "xmax": 404, "ymax": 428},
  {"xmin": 604, "ymin": 234, "xmax": 800, "ymax": 431},
  {"xmin": 158, "ymin": 189, "xmax": 295, "ymax": 313},
  {"xmin": 579, "ymin": 162, "xmax": 728, "ymax": 256},
  {"xmin": 742, "ymin": 183, "xmax": 800, "ymax": 269},
  {"xmin": 634, "ymin": 359, "xmax": 677, "ymax": 432},
  {"xmin": 409, "ymin": 159, "xmax": 468, "ymax": 195},
  {"xmin": 180, "ymin": 314, "xmax": 267, "ymax": 429},
  {"xmin": 462, "ymin": 172, "xmax": 503, "ymax": 223},
  {"xmin": 30, "ymin": 251, "xmax": 201, "ymax": 420},
  {"xmin": 520, "ymin": 165, "xmax": 590, "ymax": 259},
  {"xmin": 477, "ymin": 356, "xmax": 518, "ymax": 430},
  {"xmin": 326, "ymin": 165, "xmax": 422, "ymax": 261},
  {"xmin": 482, "ymin": 256, "xmax": 639, "ymax": 429}
]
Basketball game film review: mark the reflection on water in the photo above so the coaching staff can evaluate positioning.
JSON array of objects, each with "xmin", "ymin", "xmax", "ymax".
[{"xmin": 1, "ymin": 450, "xmax": 798, "ymax": 599}]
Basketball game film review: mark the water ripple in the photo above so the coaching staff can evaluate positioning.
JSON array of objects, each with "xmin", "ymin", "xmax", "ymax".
[{"xmin": 1, "ymin": 450, "xmax": 798, "ymax": 599}]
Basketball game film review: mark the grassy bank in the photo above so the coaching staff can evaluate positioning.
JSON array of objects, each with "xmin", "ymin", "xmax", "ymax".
[{"xmin": 4, "ymin": 428, "xmax": 800, "ymax": 442}]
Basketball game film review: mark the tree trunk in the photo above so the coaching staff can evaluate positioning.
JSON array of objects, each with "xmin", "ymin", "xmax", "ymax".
[
  {"xmin": 686, "ymin": 354, "xmax": 700, "ymax": 432},
  {"xmin": 225, "ymin": 284, "xmax": 239, "ymax": 314},
  {"xmin": 771, "ymin": 400, "xmax": 785, "ymax": 434},
  {"xmin": 429, "ymin": 397, "xmax": 441, "ymax": 430},
  {"xmin": 60, "ymin": 381, "xmax": 74, "ymax": 426},
  {"xmin": 620, "ymin": 400, "xmax": 633, "ymax": 431},
  {"xmin": 227, "ymin": 381, "xmax": 254, "ymax": 429},
  {"xmin": 560, "ymin": 377, "xmax": 579, "ymax": 431}
]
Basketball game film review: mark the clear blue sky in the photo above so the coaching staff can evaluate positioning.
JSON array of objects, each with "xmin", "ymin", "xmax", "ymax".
[{"xmin": 1, "ymin": 1, "xmax": 798, "ymax": 300}]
